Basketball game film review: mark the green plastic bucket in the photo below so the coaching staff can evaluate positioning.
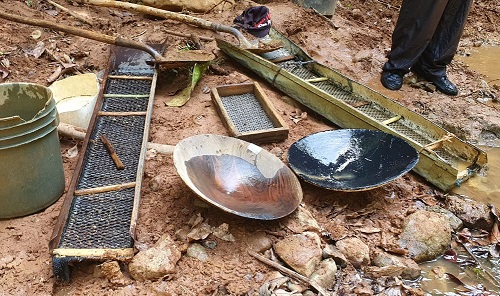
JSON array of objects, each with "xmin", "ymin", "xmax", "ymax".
[{"xmin": 0, "ymin": 83, "xmax": 65, "ymax": 219}]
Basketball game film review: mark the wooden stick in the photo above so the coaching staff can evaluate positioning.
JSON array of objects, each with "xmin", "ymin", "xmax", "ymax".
[
  {"xmin": 46, "ymin": 0, "xmax": 94, "ymax": 26},
  {"xmin": 0, "ymin": 10, "xmax": 164, "ymax": 62},
  {"xmin": 163, "ymin": 28, "xmax": 214, "ymax": 42},
  {"xmin": 74, "ymin": 182, "xmax": 136, "ymax": 196},
  {"xmin": 459, "ymin": 241, "xmax": 500, "ymax": 288},
  {"xmin": 57, "ymin": 123, "xmax": 176, "ymax": 155},
  {"xmin": 75, "ymin": 0, "xmax": 253, "ymax": 48},
  {"xmin": 100, "ymin": 134, "xmax": 125, "ymax": 169},
  {"xmin": 418, "ymin": 133, "xmax": 455, "ymax": 153},
  {"xmin": 248, "ymin": 250, "xmax": 329, "ymax": 296},
  {"xmin": 52, "ymin": 247, "xmax": 134, "ymax": 258},
  {"xmin": 98, "ymin": 111, "xmax": 147, "ymax": 116},
  {"xmin": 305, "ymin": 77, "xmax": 329, "ymax": 83}
]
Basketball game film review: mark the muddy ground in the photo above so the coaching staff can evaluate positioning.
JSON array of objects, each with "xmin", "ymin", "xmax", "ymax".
[{"xmin": 0, "ymin": 0, "xmax": 499, "ymax": 295}]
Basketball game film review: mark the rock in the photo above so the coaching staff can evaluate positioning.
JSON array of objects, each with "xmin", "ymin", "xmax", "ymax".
[
  {"xmin": 445, "ymin": 194, "xmax": 494, "ymax": 231},
  {"xmin": 310, "ymin": 258, "xmax": 338, "ymax": 290},
  {"xmin": 274, "ymin": 232, "xmax": 323, "ymax": 277},
  {"xmin": 426, "ymin": 205, "xmax": 463, "ymax": 231},
  {"xmin": 99, "ymin": 261, "xmax": 130, "ymax": 286},
  {"xmin": 322, "ymin": 244, "xmax": 348, "ymax": 268},
  {"xmin": 128, "ymin": 235, "xmax": 181, "ymax": 281},
  {"xmin": 212, "ymin": 223, "xmax": 235, "ymax": 242},
  {"xmin": 371, "ymin": 249, "xmax": 421, "ymax": 280},
  {"xmin": 187, "ymin": 222, "xmax": 212, "ymax": 241},
  {"xmin": 186, "ymin": 243, "xmax": 209, "ymax": 261},
  {"xmin": 284, "ymin": 205, "xmax": 321, "ymax": 234},
  {"xmin": 398, "ymin": 210, "xmax": 451, "ymax": 263},
  {"xmin": 148, "ymin": 175, "xmax": 161, "ymax": 192},
  {"xmin": 335, "ymin": 237, "xmax": 370, "ymax": 268},
  {"xmin": 247, "ymin": 231, "xmax": 273, "ymax": 253}
]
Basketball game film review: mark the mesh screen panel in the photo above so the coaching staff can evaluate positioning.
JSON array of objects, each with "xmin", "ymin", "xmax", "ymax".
[{"xmin": 221, "ymin": 93, "xmax": 275, "ymax": 133}]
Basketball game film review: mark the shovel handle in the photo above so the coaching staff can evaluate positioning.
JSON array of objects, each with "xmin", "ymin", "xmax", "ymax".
[
  {"xmin": 77, "ymin": 0, "xmax": 254, "ymax": 49},
  {"xmin": 0, "ymin": 10, "xmax": 164, "ymax": 62}
]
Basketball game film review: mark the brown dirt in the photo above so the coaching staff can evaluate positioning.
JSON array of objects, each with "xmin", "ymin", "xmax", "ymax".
[{"xmin": 0, "ymin": 0, "xmax": 499, "ymax": 295}]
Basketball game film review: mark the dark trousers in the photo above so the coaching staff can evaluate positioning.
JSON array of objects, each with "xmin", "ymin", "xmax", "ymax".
[{"xmin": 382, "ymin": 0, "xmax": 473, "ymax": 79}]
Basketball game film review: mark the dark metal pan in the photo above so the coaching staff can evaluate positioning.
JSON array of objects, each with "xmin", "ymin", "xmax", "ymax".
[
  {"xmin": 287, "ymin": 129, "xmax": 419, "ymax": 191},
  {"xmin": 173, "ymin": 134, "xmax": 303, "ymax": 220}
]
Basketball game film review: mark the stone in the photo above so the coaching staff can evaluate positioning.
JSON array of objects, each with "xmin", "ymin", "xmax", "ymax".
[
  {"xmin": 186, "ymin": 243, "xmax": 209, "ymax": 261},
  {"xmin": 426, "ymin": 205, "xmax": 463, "ymax": 231},
  {"xmin": 99, "ymin": 261, "xmax": 130, "ymax": 286},
  {"xmin": 398, "ymin": 210, "xmax": 451, "ymax": 263},
  {"xmin": 310, "ymin": 258, "xmax": 338, "ymax": 290},
  {"xmin": 247, "ymin": 231, "xmax": 273, "ymax": 253},
  {"xmin": 274, "ymin": 232, "xmax": 322, "ymax": 277},
  {"xmin": 371, "ymin": 249, "xmax": 421, "ymax": 280},
  {"xmin": 128, "ymin": 235, "xmax": 181, "ymax": 281},
  {"xmin": 445, "ymin": 194, "xmax": 494, "ymax": 231},
  {"xmin": 335, "ymin": 237, "xmax": 370, "ymax": 268},
  {"xmin": 284, "ymin": 205, "xmax": 321, "ymax": 234},
  {"xmin": 322, "ymin": 244, "xmax": 348, "ymax": 268}
]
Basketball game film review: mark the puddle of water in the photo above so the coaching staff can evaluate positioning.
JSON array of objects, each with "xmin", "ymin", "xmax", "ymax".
[
  {"xmin": 419, "ymin": 249, "xmax": 500, "ymax": 294},
  {"xmin": 453, "ymin": 146, "xmax": 500, "ymax": 209},
  {"xmin": 459, "ymin": 46, "xmax": 500, "ymax": 82}
]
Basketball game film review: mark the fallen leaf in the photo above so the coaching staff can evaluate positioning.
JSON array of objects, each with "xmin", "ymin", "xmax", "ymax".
[
  {"xmin": 490, "ymin": 207, "xmax": 500, "ymax": 244},
  {"xmin": 32, "ymin": 41, "xmax": 45, "ymax": 58}
]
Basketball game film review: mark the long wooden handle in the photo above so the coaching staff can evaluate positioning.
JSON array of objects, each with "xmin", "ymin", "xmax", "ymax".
[
  {"xmin": 0, "ymin": 10, "xmax": 164, "ymax": 62},
  {"xmin": 76, "ymin": 0, "xmax": 254, "ymax": 49}
]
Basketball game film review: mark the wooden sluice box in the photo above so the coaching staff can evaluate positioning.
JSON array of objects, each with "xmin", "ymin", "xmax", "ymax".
[{"xmin": 211, "ymin": 82, "xmax": 289, "ymax": 144}]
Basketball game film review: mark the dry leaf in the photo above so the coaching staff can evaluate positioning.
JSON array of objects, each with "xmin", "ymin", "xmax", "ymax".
[
  {"xmin": 32, "ymin": 41, "xmax": 45, "ymax": 58},
  {"xmin": 1, "ymin": 58, "xmax": 10, "ymax": 68}
]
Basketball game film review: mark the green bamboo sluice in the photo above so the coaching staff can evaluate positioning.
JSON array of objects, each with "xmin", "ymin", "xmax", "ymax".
[{"xmin": 0, "ymin": 83, "xmax": 64, "ymax": 218}]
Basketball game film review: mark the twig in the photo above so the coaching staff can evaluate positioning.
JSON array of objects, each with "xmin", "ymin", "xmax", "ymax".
[
  {"xmin": 100, "ymin": 134, "xmax": 125, "ymax": 170},
  {"xmin": 162, "ymin": 28, "xmax": 214, "ymax": 42},
  {"xmin": 248, "ymin": 250, "xmax": 330, "ymax": 296},
  {"xmin": 46, "ymin": 0, "xmax": 94, "ymax": 26},
  {"xmin": 459, "ymin": 241, "xmax": 500, "ymax": 288}
]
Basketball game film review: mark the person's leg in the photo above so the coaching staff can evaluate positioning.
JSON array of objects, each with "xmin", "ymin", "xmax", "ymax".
[
  {"xmin": 414, "ymin": 0, "xmax": 473, "ymax": 78},
  {"xmin": 383, "ymin": 0, "xmax": 449, "ymax": 73},
  {"xmin": 381, "ymin": 0, "xmax": 449, "ymax": 90}
]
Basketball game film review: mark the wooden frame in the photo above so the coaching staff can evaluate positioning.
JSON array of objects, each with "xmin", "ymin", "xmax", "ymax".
[{"xmin": 211, "ymin": 82, "xmax": 289, "ymax": 143}]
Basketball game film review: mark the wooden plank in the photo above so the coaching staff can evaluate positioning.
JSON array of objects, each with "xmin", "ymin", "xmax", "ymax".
[{"xmin": 107, "ymin": 75, "xmax": 153, "ymax": 80}]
